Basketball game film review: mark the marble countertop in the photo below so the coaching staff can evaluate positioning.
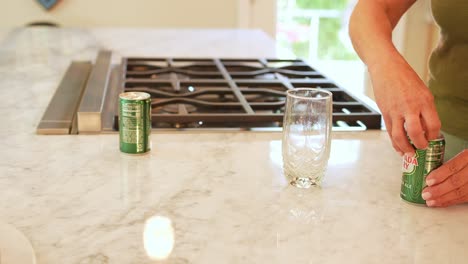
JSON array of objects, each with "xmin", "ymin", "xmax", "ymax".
[{"xmin": 1, "ymin": 28, "xmax": 467, "ymax": 264}]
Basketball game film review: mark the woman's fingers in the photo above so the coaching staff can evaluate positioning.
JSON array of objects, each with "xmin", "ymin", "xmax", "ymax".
[
  {"xmin": 388, "ymin": 113, "xmax": 429, "ymax": 155},
  {"xmin": 422, "ymin": 150, "xmax": 468, "ymax": 207},
  {"xmin": 405, "ymin": 114, "xmax": 427, "ymax": 150},
  {"xmin": 391, "ymin": 117, "xmax": 414, "ymax": 155},
  {"xmin": 422, "ymin": 169, "xmax": 468, "ymax": 201},
  {"xmin": 425, "ymin": 150, "xmax": 468, "ymax": 186},
  {"xmin": 424, "ymin": 183, "xmax": 468, "ymax": 207},
  {"xmin": 420, "ymin": 105, "xmax": 441, "ymax": 141},
  {"xmin": 382, "ymin": 114, "xmax": 403, "ymax": 155}
]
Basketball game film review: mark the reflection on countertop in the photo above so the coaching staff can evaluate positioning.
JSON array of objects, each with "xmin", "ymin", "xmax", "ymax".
[{"xmin": 143, "ymin": 215, "xmax": 175, "ymax": 261}]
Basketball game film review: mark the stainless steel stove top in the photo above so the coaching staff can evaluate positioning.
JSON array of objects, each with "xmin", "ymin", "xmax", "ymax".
[{"xmin": 37, "ymin": 51, "xmax": 381, "ymax": 134}]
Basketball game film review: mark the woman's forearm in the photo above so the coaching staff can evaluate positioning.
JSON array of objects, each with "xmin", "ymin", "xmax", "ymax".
[
  {"xmin": 348, "ymin": 0, "xmax": 441, "ymax": 153},
  {"xmin": 349, "ymin": 0, "xmax": 416, "ymax": 70}
]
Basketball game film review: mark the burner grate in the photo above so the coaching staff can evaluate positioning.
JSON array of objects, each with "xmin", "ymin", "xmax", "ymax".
[{"xmin": 115, "ymin": 58, "xmax": 381, "ymax": 130}]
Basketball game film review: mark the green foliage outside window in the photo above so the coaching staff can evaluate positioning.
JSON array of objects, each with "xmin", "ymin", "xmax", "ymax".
[
  {"xmin": 296, "ymin": 0, "xmax": 348, "ymax": 10},
  {"xmin": 278, "ymin": 0, "xmax": 358, "ymax": 60}
]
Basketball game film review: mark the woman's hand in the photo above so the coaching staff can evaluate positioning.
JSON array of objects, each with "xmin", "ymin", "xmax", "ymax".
[
  {"xmin": 369, "ymin": 58, "xmax": 441, "ymax": 156},
  {"xmin": 422, "ymin": 149, "xmax": 468, "ymax": 207},
  {"xmin": 349, "ymin": 0, "xmax": 441, "ymax": 156}
]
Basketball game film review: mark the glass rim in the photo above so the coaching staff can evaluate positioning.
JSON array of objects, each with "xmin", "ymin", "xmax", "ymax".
[{"xmin": 286, "ymin": 88, "xmax": 332, "ymax": 100}]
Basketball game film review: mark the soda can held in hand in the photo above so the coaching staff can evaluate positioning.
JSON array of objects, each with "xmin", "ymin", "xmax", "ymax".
[{"xmin": 400, "ymin": 136, "xmax": 445, "ymax": 204}]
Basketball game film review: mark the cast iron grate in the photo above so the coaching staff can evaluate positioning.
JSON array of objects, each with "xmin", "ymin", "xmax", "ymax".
[{"xmin": 115, "ymin": 58, "xmax": 381, "ymax": 130}]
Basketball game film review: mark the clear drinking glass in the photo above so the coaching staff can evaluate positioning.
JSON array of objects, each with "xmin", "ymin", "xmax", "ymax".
[{"xmin": 282, "ymin": 88, "xmax": 333, "ymax": 188}]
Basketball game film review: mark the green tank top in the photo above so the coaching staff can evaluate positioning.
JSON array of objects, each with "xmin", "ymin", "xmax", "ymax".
[{"xmin": 429, "ymin": 0, "xmax": 468, "ymax": 140}]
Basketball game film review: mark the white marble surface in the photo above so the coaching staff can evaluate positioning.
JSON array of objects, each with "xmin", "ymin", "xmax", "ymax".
[
  {"xmin": 0, "ymin": 28, "xmax": 468, "ymax": 264},
  {"xmin": 0, "ymin": 221, "xmax": 36, "ymax": 264}
]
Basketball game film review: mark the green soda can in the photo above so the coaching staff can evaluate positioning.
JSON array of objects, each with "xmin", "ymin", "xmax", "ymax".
[
  {"xmin": 119, "ymin": 92, "xmax": 152, "ymax": 154},
  {"xmin": 400, "ymin": 136, "xmax": 445, "ymax": 204}
]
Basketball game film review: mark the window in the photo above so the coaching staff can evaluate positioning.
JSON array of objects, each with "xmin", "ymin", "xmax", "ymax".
[{"xmin": 277, "ymin": 0, "xmax": 365, "ymax": 95}]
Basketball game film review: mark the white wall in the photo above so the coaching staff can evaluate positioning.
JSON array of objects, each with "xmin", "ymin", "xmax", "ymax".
[
  {"xmin": 0, "ymin": 0, "xmax": 277, "ymax": 37},
  {"xmin": 238, "ymin": 0, "xmax": 277, "ymax": 38},
  {"xmin": 1, "ymin": 0, "xmax": 238, "ymax": 28}
]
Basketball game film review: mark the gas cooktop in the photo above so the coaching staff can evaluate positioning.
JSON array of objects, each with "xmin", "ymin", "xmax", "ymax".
[{"xmin": 37, "ymin": 51, "xmax": 381, "ymax": 134}]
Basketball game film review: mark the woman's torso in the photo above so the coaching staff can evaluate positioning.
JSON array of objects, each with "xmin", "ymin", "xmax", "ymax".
[{"xmin": 429, "ymin": 0, "xmax": 468, "ymax": 139}]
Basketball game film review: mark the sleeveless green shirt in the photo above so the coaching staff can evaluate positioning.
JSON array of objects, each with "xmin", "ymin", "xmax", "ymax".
[{"xmin": 429, "ymin": 0, "xmax": 468, "ymax": 139}]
